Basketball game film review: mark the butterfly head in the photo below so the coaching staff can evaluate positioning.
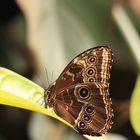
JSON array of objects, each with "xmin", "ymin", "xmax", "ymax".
[{"xmin": 44, "ymin": 81, "xmax": 56, "ymax": 108}]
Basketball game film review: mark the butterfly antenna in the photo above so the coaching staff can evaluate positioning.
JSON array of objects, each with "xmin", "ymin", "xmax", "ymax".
[
  {"xmin": 34, "ymin": 72, "xmax": 47, "ymax": 90},
  {"xmin": 44, "ymin": 67, "xmax": 50, "ymax": 87},
  {"xmin": 35, "ymin": 95, "xmax": 45, "ymax": 106},
  {"xmin": 50, "ymin": 71, "xmax": 54, "ymax": 84}
]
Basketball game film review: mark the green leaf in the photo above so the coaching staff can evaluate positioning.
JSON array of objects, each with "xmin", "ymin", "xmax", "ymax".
[{"xmin": 130, "ymin": 73, "xmax": 140, "ymax": 136}]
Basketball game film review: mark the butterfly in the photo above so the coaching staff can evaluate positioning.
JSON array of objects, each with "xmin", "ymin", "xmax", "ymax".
[{"xmin": 44, "ymin": 46, "xmax": 113, "ymax": 136}]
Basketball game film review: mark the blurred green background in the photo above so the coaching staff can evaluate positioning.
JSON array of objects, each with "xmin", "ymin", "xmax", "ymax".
[{"xmin": 0, "ymin": 0, "xmax": 140, "ymax": 140}]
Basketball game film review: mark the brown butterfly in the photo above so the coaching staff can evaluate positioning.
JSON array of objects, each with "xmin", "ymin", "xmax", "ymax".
[{"xmin": 44, "ymin": 46, "xmax": 113, "ymax": 136}]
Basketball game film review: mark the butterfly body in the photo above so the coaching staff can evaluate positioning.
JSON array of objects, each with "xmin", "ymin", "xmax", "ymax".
[{"xmin": 44, "ymin": 46, "xmax": 113, "ymax": 136}]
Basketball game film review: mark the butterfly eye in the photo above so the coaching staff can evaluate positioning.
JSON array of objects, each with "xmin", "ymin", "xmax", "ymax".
[
  {"xmin": 78, "ymin": 87, "xmax": 90, "ymax": 99},
  {"xmin": 86, "ymin": 67, "xmax": 96, "ymax": 76},
  {"xmin": 88, "ymin": 69, "xmax": 94, "ymax": 75},
  {"xmin": 86, "ymin": 105, "xmax": 95, "ymax": 114},
  {"xmin": 88, "ymin": 77, "xmax": 95, "ymax": 82},
  {"xmin": 78, "ymin": 121, "xmax": 86, "ymax": 129},
  {"xmin": 88, "ymin": 55, "xmax": 96, "ymax": 63},
  {"xmin": 83, "ymin": 114, "xmax": 91, "ymax": 122}
]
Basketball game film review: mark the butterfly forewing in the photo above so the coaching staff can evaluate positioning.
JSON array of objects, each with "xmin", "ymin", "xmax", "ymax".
[{"xmin": 44, "ymin": 46, "xmax": 113, "ymax": 136}]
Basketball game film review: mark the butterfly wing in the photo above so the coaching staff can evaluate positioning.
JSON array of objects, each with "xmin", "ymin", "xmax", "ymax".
[
  {"xmin": 45, "ymin": 46, "xmax": 113, "ymax": 135},
  {"xmin": 55, "ymin": 46, "xmax": 112, "ymax": 92},
  {"xmin": 53, "ymin": 83, "xmax": 113, "ymax": 135}
]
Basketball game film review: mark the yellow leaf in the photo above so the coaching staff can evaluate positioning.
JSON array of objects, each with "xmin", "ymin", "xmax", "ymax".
[
  {"xmin": 84, "ymin": 134, "xmax": 108, "ymax": 140},
  {"xmin": 0, "ymin": 67, "xmax": 44, "ymax": 105},
  {"xmin": 130, "ymin": 74, "xmax": 140, "ymax": 136}
]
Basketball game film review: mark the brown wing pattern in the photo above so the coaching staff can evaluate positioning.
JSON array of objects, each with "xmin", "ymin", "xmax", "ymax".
[
  {"xmin": 45, "ymin": 46, "xmax": 113, "ymax": 136},
  {"xmin": 73, "ymin": 83, "xmax": 113, "ymax": 135},
  {"xmin": 54, "ymin": 46, "xmax": 112, "ymax": 94}
]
